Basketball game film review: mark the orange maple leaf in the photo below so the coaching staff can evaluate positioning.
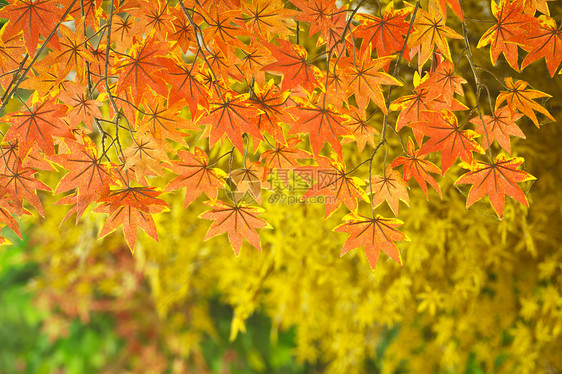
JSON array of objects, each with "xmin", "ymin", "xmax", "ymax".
[
  {"xmin": 521, "ymin": 15, "xmax": 562, "ymax": 77},
  {"xmin": 96, "ymin": 186, "xmax": 170, "ymax": 251},
  {"xmin": 391, "ymin": 138, "xmax": 442, "ymax": 199},
  {"xmin": 412, "ymin": 110, "xmax": 483, "ymax": 172},
  {"xmin": 477, "ymin": 0, "xmax": 533, "ymax": 71},
  {"xmin": 407, "ymin": 6, "xmax": 462, "ymax": 68},
  {"xmin": 335, "ymin": 212, "xmax": 410, "ymax": 269},
  {"xmin": 200, "ymin": 200, "xmax": 271, "ymax": 255},
  {"xmin": 495, "ymin": 78, "xmax": 554, "ymax": 127},
  {"xmin": 470, "ymin": 106, "xmax": 525, "ymax": 153},
  {"xmin": 369, "ymin": 167, "xmax": 410, "ymax": 216},
  {"xmin": 455, "ymin": 155, "xmax": 535, "ymax": 218},
  {"xmin": 165, "ymin": 148, "xmax": 227, "ymax": 208}
]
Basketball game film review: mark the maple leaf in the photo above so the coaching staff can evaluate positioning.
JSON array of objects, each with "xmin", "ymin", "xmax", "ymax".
[
  {"xmin": 59, "ymin": 0, "xmax": 103, "ymax": 29},
  {"xmin": 114, "ymin": 34, "xmax": 171, "ymax": 104},
  {"xmin": 235, "ymin": 39, "xmax": 276, "ymax": 87},
  {"xmin": 0, "ymin": 23, "xmax": 28, "ymax": 85},
  {"xmin": 201, "ymin": 5, "xmax": 248, "ymax": 51},
  {"xmin": 316, "ymin": 4, "xmax": 348, "ymax": 54},
  {"xmin": 237, "ymin": 0, "xmax": 298, "ymax": 38},
  {"xmin": 229, "ymin": 161, "xmax": 268, "ymax": 204},
  {"xmin": 96, "ymin": 186, "xmax": 170, "ymax": 251},
  {"xmin": 165, "ymin": 148, "xmax": 227, "ymax": 208},
  {"xmin": 262, "ymin": 39, "xmax": 321, "ymax": 91},
  {"xmin": 123, "ymin": 134, "xmax": 171, "ymax": 182},
  {"xmin": 477, "ymin": 0, "xmax": 533, "ymax": 71},
  {"xmin": 0, "ymin": 163, "xmax": 51, "ymax": 216},
  {"xmin": 455, "ymin": 155, "xmax": 535, "ymax": 218},
  {"xmin": 354, "ymin": 3, "xmax": 411, "ymax": 58},
  {"xmin": 407, "ymin": 6, "xmax": 462, "ymax": 68},
  {"xmin": 521, "ymin": 15, "xmax": 562, "ymax": 77},
  {"xmin": 341, "ymin": 51, "xmax": 400, "ymax": 112},
  {"xmin": 126, "ymin": 0, "xmax": 174, "ymax": 38},
  {"xmin": 199, "ymin": 91, "xmax": 262, "ymax": 153},
  {"xmin": 0, "ymin": 193, "xmax": 28, "ymax": 239},
  {"xmin": 418, "ymin": 60, "xmax": 466, "ymax": 104},
  {"xmin": 290, "ymin": 0, "xmax": 336, "ymax": 39},
  {"xmin": 412, "ymin": 110, "xmax": 483, "ymax": 172},
  {"xmin": 520, "ymin": 0, "xmax": 553, "ymax": 16},
  {"xmin": 166, "ymin": 59, "xmax": 209, "ymax": 116},
  {"xmin": 390, "ymin": 84, "xmax": 434, "ymax": 132},
  {"xmin": 470, "ymin": 106, "xmax": 525, "ymax": 153},
  {"xmin": 137, "ymin": 94, "xmax": 194, "ymax": 143},
  {"xmin": 248, "ymin": 79, "xmax": 290, "ymax": 143},
  {"xmin": 52, "ymin": 136, "xmax": 113, "ymax": 222},
  {"xmin": 369, "ymin": 167, "xmax": 410, "ymax": 216},
  {"xmin": 335, "ymin": 212, "xmax": 410, "ymax": 269},
  {"xmin": 288, "ymin": 97, "xmax": 350, "ymax": 156},
  {"xmin": 2, "ymin": 0, "xmax": 63, "ymax": 56},
  {"xmin": 0, "ymin": 141, "xmax": 55, "ymax": 175},
  {"xmin": 58, "ymin": 81, "xmax": 103, "ymax": 131},
  {"xmin": 341, "ymin": 108, "xmax": 379, "ymax": 152},
  {"xmin": 3, "ymin": 95, "xmax": 72, "ymax": 157},
  {"xmin": 109, "ymin": 13, "xmax": 145, "ymax": 51},
  {"xmin": 260, "ymin": 138, "xmax": 311, "ymax": 186},
  {"xmin": 432, "ymin": 0, "xmax": 464, "ymax": 21},
  {"xmin": 495, "ymin": 78, "xmax": 554, "ymax": 127},
  {"xmin": 302, "ymin": 154, "xmax": 369, "ymax": 217},
  {"xmin": 18, "ymin": 63, "xmax": 69, "ymax": 99},
  {"xmin": 200, "ymin": 200, "xmax": 271, "ymax": 255},
  {"xmin": 38, "ymin": 22, "xmax": 93, "ymax": 82},
  {"xmin": 391, "ymin": 138, "xmax": 442, "ymax": 199},
  {"xmin": 167, "ymin": 6, "xmax": 196, "ymax": 53}
]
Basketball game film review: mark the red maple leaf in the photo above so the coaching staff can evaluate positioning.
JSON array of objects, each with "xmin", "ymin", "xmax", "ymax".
[
  {"xmin": 200, "ymin": 200, "xmax": 271, "ymax": 255},
  {"xmin": 0, "ymin": 194, "xmax": 27, "ymax": 239},
  {"xmin": 391, "ymin": 138, "xmax": 442, "ymax": 199},
  {"xmin": 341, "ymin": 108, "xmax": 379, "ymax": 152},
  {"xmin": 237, "ymin": 0, "xmax": 298, "ymax": 38},
  {"xmin": 418, "ymin": 60, "xmax": 466, "ymax": 104},
  {"xmin": 2, "ymin": 0, "xmax": 63, "ymax": 56},
  {"xmin": 353, "ymin": 2, "xmax": 411, "ymax": 58},
  {"xmin": 335, "ymin": 212, "xmax": 410, "ymax": 269},
  {"xmin": 288, "ymin": 97, "xmax": 350, "ymax": 156},
  {"xmin": 341, "ymin": 50, "xmax": 400, "ymax": 112},
  {"xmin": 290, "ymin": 0, "xmax": 336, "ymax": 39},
  {"xmin": 407, "ymin": 6, "xmax": 462, "ymax": 68},
  {"xmin": 260, "ymin": 138, "xmax": 311, "ymax": 186},
  {"xmin": 477, "ymin": 0, "xmax": 534, "ymax": 71},
  {"xmin": 114, "ymin": 34, "xmax": 171, "ymax": 104},
  {"xmin": 521, "ymin": 15, "xmax": 562, "ymax": 77},
  {"xmin": 199, "ymin": 92, "xmax": 262, "ymax": 153},
  {"xmin": 58, "ymin": 81, "xmax": 103, "ymax": 131},
  {"xmin": 412, "ymin": 110, "xmax": 483, "ymax": 172},
  {"xmin": 262, "ymin": 39, "xmax": 321, "ymax": 91},
  {"xmin": 455, "ymin": 155, "xmax": 535, "ymax": 218}
]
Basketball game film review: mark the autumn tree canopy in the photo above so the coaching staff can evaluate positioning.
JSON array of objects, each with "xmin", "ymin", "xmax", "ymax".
[{"xmin": 0, "ymin": 0, "xmax": 559, "ymax": 269}]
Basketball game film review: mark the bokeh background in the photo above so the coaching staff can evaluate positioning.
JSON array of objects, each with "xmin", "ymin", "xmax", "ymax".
[{"xmin": 1, "ymin": 0, "xmax": 562, "ymax": 373}]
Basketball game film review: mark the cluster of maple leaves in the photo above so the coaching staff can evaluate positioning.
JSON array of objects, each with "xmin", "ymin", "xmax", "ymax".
[{"xmin": 0, "ymin": 0, "xmax": 558, "ymax": 268}]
